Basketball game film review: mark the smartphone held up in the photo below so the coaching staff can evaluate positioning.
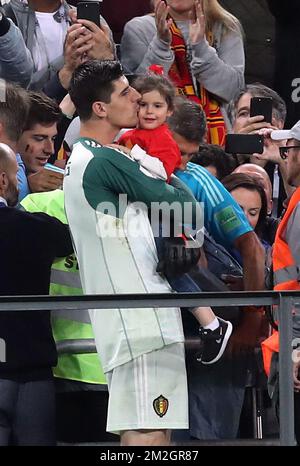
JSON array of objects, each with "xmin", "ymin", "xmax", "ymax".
[
  {"xmin": 225, "ymin": 134, "xmax": 264, "ymax": 155},
  {"xmin": 250, "ymin": 97, "xmax": 273, "ymax": 124},
  {"xmin": 77, "ymin": 1, "xmax": 101, "ymax": 28}
]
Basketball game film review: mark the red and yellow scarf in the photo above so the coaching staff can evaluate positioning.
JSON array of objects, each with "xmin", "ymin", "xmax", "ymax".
[{"xmin": 168, "ymin": 21, "xmax": 226, "ymax": 146}]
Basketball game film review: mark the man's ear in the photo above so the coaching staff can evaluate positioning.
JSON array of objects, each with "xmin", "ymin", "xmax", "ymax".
[
  {"xmin": 0, "ymin": 171, "xmax": 7, "ymax": 193},
  {"xmin": 92, "ymin": 101, "xmax": 107, "ymax": 118},
  {"xmin": 268, "ymin": 199, "xmax": 273, "ymax": 216},
  {"xmin": 0, "ymin": 122, "xmax": 4, "ymax": 140}
]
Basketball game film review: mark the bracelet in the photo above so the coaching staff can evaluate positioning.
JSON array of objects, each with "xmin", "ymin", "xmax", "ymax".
[{"xmin": 62, "ymin": 112, "xmax": 74, "ymax": 120}]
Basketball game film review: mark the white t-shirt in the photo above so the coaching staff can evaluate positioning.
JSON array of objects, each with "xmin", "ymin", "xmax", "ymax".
[{"xmin": 32, "ymin": 11, "xmax": 67, "ymax": 71}]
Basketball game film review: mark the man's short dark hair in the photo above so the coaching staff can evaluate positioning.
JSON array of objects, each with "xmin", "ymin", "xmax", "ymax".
[
  {"xmin": 23, "ymin": 91, "xmax": 62, "ymax": 131},
  {"xmin": 69, "ymin": 60, "xmax": 124, "ymax": 121},
  {"xmin": 192, "ymin": 143, "xmax": 237, "ymax": 180},
  {"xmin": 0, "ymin": 80, "xmax": 29, "ymax": 143},
  {"xmin": 167, "ymin": 97, "xmax": 207, "ymax": 144}
]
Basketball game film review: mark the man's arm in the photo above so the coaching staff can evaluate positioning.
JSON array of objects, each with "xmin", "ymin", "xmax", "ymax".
[
  {"xmin": 234, "ymin": 231, "xmax": 265, "ymax": 291},
  {"xmin": 120, "ymin": 16, "xmax": 174, "ymax": 75},
  {"xmin": 0, "ymin": 15, "xmax": 33, "ymax": 87},
  {"xmin": 43, "ymin": 213, "xmax": 73, "ymax": 258},
  {"xmin": 83, "ymin": 146, "xmax": 203, "ymax": 232},
  {"xmin": 226, "ymin": 231, "xmax": 266, "ymax": 355}
]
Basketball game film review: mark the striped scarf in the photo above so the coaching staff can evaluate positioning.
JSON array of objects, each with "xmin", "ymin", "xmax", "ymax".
[{"xmin": 168, "ymin": 21, "xmax": 226, "ymax": 146}]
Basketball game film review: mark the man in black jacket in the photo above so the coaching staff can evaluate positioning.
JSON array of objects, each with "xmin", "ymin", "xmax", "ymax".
[{"xmin": 0, "ymin": 143, "xmax": 73, "ymax": 445}]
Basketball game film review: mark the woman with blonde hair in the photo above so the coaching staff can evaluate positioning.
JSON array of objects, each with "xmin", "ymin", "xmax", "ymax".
[{"xmin": 121, "ymin": 0, "xmax": 245, "ymax": 145}]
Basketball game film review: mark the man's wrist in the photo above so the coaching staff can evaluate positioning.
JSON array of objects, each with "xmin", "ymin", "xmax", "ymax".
[{"xmin": 58, "ymin": 66, "xmax": 73, "ymax": 90}]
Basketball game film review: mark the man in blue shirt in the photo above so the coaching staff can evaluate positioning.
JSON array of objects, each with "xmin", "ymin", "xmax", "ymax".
[
  {"xmin": 168, "ymin": 98, "xmax": 265, "ymax": 300},
  {"xmin": 177, "ymin": 161, "xmax": 252, "ymax": 250}
]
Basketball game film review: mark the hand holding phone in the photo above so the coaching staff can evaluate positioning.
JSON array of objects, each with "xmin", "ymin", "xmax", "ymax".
[
  {"xmin": 27, "ymin": 167, "xmax": 64, "ymax": 193},
  {"xmin": 250, "ymin": 97, "xmax": 273, "ymax": 124},
  {"xmin": 76, "ymin": 1, "xmax": 114, "ymax": 61},
  {"xmin": 77, "ymin": 1, "xmax": 101, "ymax": 28}
]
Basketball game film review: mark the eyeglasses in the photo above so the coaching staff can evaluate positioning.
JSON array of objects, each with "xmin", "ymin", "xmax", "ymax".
[{"xmin": 279, "ymin": 145, "xmax": 300, "ymax": 160}]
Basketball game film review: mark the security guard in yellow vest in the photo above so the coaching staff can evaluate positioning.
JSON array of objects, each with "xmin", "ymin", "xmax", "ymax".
[{"xmin": 21, "ymin": 190, "xmax": 106, "ymax": 386}]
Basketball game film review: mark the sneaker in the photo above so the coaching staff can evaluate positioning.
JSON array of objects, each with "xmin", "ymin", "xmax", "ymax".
[{"xmin": 197, "ymin": 318, "xmax": 233, "ymax": 365}]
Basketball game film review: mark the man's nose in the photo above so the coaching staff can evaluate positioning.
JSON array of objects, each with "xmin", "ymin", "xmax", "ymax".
[
  {"xmin": 44, "ymin": 139, "xmax": 54, "ymax": 154},
  {"xmin": 132, "ymin": 88, "xmax": 141, "ymax": 102}
]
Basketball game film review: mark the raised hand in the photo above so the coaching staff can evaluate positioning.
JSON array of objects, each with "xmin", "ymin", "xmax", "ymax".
[
  {"xmin": 76, "ymin": 18, "xmax": 114, "ymax": 61},
  {"xmin": 236, "ymin": 115, "xmax": 273, "ymax": 135},
  {"xmin": 189, "ymin": 0, "xmax": 206, "ymax": 45},
  {"xmin": 251, "ymin": 127, "xmax": 284, "ymax": 165},
  {"xmin": 58, "ymin": 23, "xmax": 93, "ymax": 89},
  {"xmin": 154, "ymin": 0, "xmax": 173, "ymax": 44}
]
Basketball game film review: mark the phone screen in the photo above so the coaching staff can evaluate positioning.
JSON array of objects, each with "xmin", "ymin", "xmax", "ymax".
[
  {"xmin": 77, "ymin": 1, "xmax": 101, "ymax": 28},
  {"xmin": 250, "ymin": 97, "xmax": 273, "ymax": 123},
  {"xmin": 225, "ymin": 134, "xmax": 264, "ymax": 155}
]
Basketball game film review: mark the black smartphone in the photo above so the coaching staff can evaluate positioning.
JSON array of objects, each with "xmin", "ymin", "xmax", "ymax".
[
  {"xmin": 225, "ymin": 134, "xmax": 264, "ymax": 155},
  {"xmin": 250, "ymin": 97, "xmax": 273, "ymax": 123},
  {"xmin": 77, "ymin": 1, "xmax": 101, "ymax": 28}
]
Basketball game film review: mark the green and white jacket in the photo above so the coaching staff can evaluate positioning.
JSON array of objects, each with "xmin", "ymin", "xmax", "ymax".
[{"xmin": 64, "ymin": 138, "xmax": 200, "ymax": 372}]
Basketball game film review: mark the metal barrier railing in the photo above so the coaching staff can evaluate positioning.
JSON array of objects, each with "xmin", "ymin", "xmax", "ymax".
[{"xmin": 1, "ymin": 290, "xmax": 300, "ymax": 446}]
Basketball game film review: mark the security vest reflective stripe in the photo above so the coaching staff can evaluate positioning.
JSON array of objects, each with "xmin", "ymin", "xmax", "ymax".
[
  {"xmin": 20, "ymin": 190, "xmax": 106, "ymax": 385},
  {"xmin": 262, "ymin": 188, "xmax": 300, "ymax": 376},
  {"xmin": 274, "ymin": 265, "xmax": 300, "ymax": 287},
  {"xmin": 51, "ymin": 269, "xmax": 82, "ymax": 290}
]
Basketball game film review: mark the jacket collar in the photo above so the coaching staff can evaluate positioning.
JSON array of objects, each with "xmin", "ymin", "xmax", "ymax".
[{"xmin": 10, "ymin": 0, "xmax": 72, "ymax": 19}]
